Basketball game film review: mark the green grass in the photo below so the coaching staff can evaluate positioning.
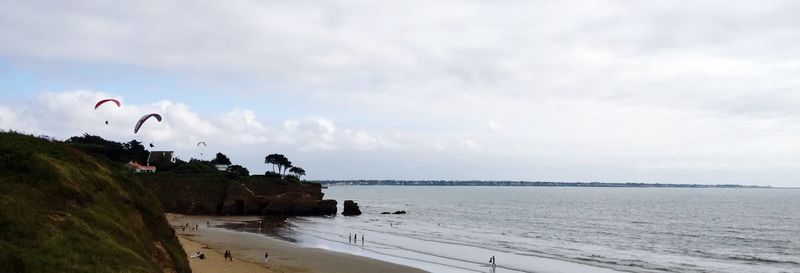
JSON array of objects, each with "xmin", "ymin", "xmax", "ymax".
[{"xmin": 0, "ymin": 132, "xmax": 190, "ymax": 273}]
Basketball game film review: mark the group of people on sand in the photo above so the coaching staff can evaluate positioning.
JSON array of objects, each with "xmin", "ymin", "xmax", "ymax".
[
  {"xmin": 182, "ymin": 219, "xmax": 273, "ymax": 266},
  {"xmin": 180, "ymin": 222, "xmax": 200, "ymax": 231},
  {"xmin": 348, "ymin": 233, "xmax": 365, "ymax": 245},
  {"xmin": 223, "ymin": 250, "xmax": 233, "ymax": 261},
  {"xmin": 190, "ymin": 251, "xmax": 206, "ymax": 260},
  {"xmin": 204, "ymin": 249, "xmax": 269, "ymax": 265}
]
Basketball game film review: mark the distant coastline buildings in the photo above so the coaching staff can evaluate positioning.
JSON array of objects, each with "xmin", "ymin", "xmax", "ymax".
[{"xmin": 313, "ymin": 180, "xmax": 764, "ymax": 188}]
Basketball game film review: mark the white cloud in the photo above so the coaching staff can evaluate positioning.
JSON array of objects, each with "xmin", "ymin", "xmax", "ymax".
[
  {"xmin": 279, "ymin": 117, "xmax": 337, "ymax": 151},
  {"xmin": 0, "ymin": 90, "xmax": 399, "ymax": 164},
  {"xmin": 342, "ymin": 129, "xmax": 400, "ymax": 151},
  {"xmin": 488, "ymin": 119, "xmax": 502, "ymax": 132},
  {"xmin": 0, "ymin": 105, "xmax": 22, "ymax": 130},
  {"xmin": 215, "ymin": 109, "xmax": 268, "ymax": 145},
  {"xmin": 459, "ymin": 139, "xmax": 480, "ymax": 152},
  {"xmin": 2, "ymin": 1, "xmax": 800, "ymax": 185}
]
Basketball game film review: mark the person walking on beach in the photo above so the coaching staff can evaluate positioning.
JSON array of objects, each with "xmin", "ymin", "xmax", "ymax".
[
  {"xmin": 489, "ymin": 255, "xmax": 496, "ymax": 268},
  {"xmin": 349, "ymin": 233, "xmax": 352, "ymax": 243},
  {"xmin": 195, "ymin": 224, "xmax": 198, "ymax": 230},
  {"xmin": 353, "ymin": 233, "xmax": 358, "ymax": 242},
  {"xmin": 224, "ymin": 250, "xmax": 229, "ymax": 261},
  {"xmin": 361, "ymin": 234, "xmax": 364, "ymax": 245},
  {"xmin": 264, "ymin": 251, "xmax": 269, "ymax": 263},
  {"xmin": 207, "ymin": 221, "xmax": 210, "ymax": 227}
]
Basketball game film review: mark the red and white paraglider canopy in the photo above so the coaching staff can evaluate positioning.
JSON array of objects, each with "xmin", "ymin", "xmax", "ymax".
[
  {"xmin": 94, "ymin": 99, "xmax": 121, "ymax": 109},
  {"xmin": 134, "ymin": 113, "xmax": 162, "ymax": 134}
]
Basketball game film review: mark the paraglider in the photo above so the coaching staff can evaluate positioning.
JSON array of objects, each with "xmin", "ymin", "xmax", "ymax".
[
  {"xmin": 149, "ymin": 143, "xmax": 154, "ymax": 148},
  {"xmin": 94, "ymin": 99, "xmax": 121, "ymax": 109},
  {"xmin": 94, "ymin": 99, "xmax": 121, "ymax": 125},
  {"xmin": 134, "ymin": 113, "xmax": 162, "ymax": 134},
  {"xmin": 197, "ymin": 141, "xmax": 206, "ymax": 155}
]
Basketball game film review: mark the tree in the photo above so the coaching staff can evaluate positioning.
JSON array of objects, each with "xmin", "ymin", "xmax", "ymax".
[
  {"xmin": 66, "ymin": 133, "xmax": 124, "ymax": 161},
  {"xmin": 172, "ymin": 158, "xmax": 216, "ymax": 173},
  {"xmin": 279, "ymin": 157, "xmax": 292, "ymax": 175},
  {"xmin": 265, "ymin": 154, "xmax": 280, "ymax": 173},
  {"xmin": 122, "ymin": 140, "xmax": 149, "ymax": 164},
  {"xmin": 211, "ymin": 152, "xmax": 232, "ymax": 165},
  {"xmin": 226, "ymin": 165, "xmax": 250, "ymax": 177},
  {"xmin": 288, "ymin": 166, "xmax": 305, "ymax": 177},
  {"xmin": 265, "ymin": 154, "xmax": 292, "ymax": 175}
]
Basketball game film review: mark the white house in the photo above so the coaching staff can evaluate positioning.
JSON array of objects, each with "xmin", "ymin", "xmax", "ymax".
[{"xmin": 147, "ymin": 151, "xmax": 175, "ymax": 165}]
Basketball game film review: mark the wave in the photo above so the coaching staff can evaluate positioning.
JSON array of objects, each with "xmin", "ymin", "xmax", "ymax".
[
  {"xmin": 291, "ymin": 218, "xmax": 662, "ymax": 273},
  {"xmin": 725, "ymin": 255, "xmax": 800, "ymax": 266}
]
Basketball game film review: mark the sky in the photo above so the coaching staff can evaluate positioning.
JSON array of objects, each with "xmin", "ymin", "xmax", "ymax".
[{"xmin": 1, "ymin": 0, "xmax": 800, "ymax": 186}]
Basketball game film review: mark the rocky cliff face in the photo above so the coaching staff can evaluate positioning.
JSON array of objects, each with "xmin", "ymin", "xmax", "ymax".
[{"xmin": 142, "ymin": 174, "xmax": 337, "ymax": 216}]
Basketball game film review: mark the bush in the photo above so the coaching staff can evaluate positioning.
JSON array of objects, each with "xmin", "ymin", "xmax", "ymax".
[{"xmin": 264, "ymin": 171, "xmax": 282, "ymax": 178}]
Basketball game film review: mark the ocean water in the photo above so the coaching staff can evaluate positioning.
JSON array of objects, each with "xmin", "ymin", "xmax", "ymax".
[{"xmin": 275, "ymin": 186, "xmax": 800, "ymax": 273}]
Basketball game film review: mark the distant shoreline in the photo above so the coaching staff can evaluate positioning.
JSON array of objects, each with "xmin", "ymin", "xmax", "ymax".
[{"xmin": 313, "ymin": 180, "xmax": 770, "ymax": 188}]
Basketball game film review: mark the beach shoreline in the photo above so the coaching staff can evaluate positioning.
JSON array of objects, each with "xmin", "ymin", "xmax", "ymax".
[{"xmin": 169, "ymin": 214, "xmax": 427, "ymax": 273}]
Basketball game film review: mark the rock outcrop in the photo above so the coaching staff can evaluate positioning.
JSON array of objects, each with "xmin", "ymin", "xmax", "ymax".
[
  {"xmin": 143, "ymin": 173, "xmax": 335, "ymax": 216},
  {"xmin": 342, "ymin": 200, "xmax": 362, "ymax": 216},
  {"xmin": 318, "ymin": 199, "xmax": 338, "ymax": 215},
  {"xmin": 381, "ymin": 210, "xmax": 407, "ymax": 215}
]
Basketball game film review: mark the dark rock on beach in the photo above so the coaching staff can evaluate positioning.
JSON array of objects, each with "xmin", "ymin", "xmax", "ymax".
[
  {"xmin": 381, "ymin": 212, "xmax": 391, "ymax": 214},
  {"xmin": 393, "ymin": 210, "xmax": 407, "ymax": 214},
  {"xmin": 342, "ymin": 200, "xmax": 362, "ymax": 216},
  {"xmin": 318, "ymin": 199, "xmax": 338, "ymax": 215}
]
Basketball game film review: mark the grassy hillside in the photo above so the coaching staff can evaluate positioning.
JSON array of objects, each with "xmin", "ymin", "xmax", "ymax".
[{"xmin": 0, "ymin": 132, "xmax": 190, "ymax": 273}]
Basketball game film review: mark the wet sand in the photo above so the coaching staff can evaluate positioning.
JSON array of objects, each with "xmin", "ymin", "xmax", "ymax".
[{"xmin": 169, "ymin": 214, "xmax": 427, "ymax": 273}]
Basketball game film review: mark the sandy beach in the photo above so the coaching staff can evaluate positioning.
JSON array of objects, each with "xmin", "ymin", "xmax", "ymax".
[{"xmin": 169, "ymin": 214, "xmax": 426, "ymax": 273}]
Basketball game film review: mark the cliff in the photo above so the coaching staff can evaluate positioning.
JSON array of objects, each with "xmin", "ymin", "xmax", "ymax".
[
  {"xmin": 141, "ymin": 174, "xmax": 336, "ymax": 216},
  {"xmin": 0, "ymin": 132, "xmax": 190, "ymax": 273}
]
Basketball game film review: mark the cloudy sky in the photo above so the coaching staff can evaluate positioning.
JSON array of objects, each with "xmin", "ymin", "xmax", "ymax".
[{"xmin": 2, "ymin": 0, "xmax": 800, "ymax": 186}]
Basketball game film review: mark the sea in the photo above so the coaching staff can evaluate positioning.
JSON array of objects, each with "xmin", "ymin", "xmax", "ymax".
[{"xmin": 252, "ymin": 186, "xmax": 800, "ymax": 273}]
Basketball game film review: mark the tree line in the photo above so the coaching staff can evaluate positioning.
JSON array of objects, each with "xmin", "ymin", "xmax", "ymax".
[
  {"xmin": 264, "ymin": 153, "xmax": 305, "ymax": 178},
  {"xmin": 53, "ymin": 133, "xmax": 309, "ymax": 181}
]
